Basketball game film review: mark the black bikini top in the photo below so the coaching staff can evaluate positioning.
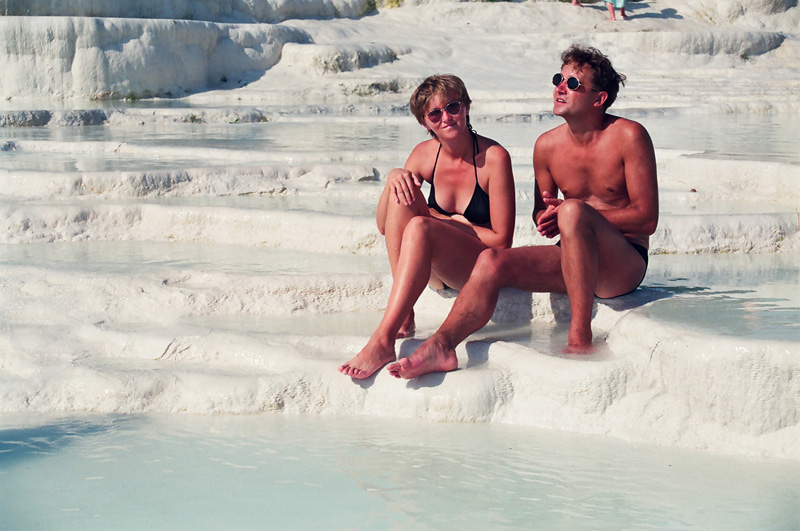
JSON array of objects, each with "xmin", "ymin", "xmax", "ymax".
[{"xmin": 427, "ymin": 132, "xmax": 491, "ymax": 226}]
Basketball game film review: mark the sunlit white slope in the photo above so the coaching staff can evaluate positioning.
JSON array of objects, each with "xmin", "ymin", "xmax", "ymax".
[{"xmin": 1, "ymin": 0, "xmax": 797, "ymax": 105}]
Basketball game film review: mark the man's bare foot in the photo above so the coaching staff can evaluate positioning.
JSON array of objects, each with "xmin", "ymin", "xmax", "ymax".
[
  {"xmin": 571, "ymin": 0, "xmax": 582, "ymax": 5},
  {"xmin": 562, "ymin": 342, "xmax": 595, "ymax": 354},
  {"xmin": 397, "ymin": 310, "xmax": 415, "ymax": 339},
  {"xmin": 339, "ymin": 339, "xmax": 396, "ymax": 379},
  {"xmin": 564, "ymin": 328, "xmax": 594, "ymax": 354},
  {"xmin": 387, "ymin": 336, "xmax": 458, "ymax": 379}
]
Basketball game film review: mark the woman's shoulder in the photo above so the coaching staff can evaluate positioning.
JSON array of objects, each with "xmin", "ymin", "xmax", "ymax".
[
  {"xmin": 404, "ymin": 138, "xmax": 440, "ymax": 178},
  {"xmin": 476, "ymin": 134, "xmax": 511, "ymax": 161},
  {"xmin": 415, "ymin": 137, "xmax": 440, "ymax": 149},
  {"xmin": 408, "ymin": 138, "xmax": 440, "ymax": 159}
]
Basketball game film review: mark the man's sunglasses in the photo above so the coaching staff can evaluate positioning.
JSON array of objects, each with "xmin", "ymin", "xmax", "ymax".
[
  {"xmin": 426, "ymin": 100, "xmax": 462, "ymax": 121},
  {"xmin": 552, "ymin": 73, "xmax": 599, "ymax": 92}
]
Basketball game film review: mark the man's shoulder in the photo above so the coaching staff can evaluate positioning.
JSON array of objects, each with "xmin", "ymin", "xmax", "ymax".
[
  {"xmin": 535, "ymin": 123, "xmax": 567, "ymax": 148},
  {"xmin": 604, "ymin": 116, "xmax": 655, "ymax": 157},
  {"xmin": 606, "ymin": 115, "xmax": 649, "ymax": 137}
]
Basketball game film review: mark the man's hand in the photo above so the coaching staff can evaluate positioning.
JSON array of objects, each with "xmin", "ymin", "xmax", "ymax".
[{"xmin": 537, "ymin": 191, "xmax": 562, "ymax": 238}]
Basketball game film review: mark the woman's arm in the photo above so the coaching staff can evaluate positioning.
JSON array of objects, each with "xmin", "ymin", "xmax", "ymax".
[
  {"xmin": 376, "ymin": 140, "xmax": 435, "ymax": 235},
  {"xmin": 448, "ymin": 141, "xmax": 515, "ymax": 249}
]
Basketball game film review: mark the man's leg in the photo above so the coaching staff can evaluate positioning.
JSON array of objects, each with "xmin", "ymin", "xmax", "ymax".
[
  {"xmin": 557, "ymin": 199, "xmax": 647, "ymax": 350},
  {"xmin": 339, "ymin": 217, "xmax": 488, "ymax": 379},
  {"xmin": 388, "ymin": 245, "xmax": 564, "ymax": 379}
]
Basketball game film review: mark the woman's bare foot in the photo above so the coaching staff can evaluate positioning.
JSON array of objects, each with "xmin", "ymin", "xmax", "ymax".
[
  {"xmin": 571, "ymin": 0, "xmax": 582, "ymax": 5},
  {"xmin": 396, "ymin": 310, "xmax": 415, "ymax": 339},
  {"xmin": 339, "ymin": 338, "xmax": 396, "ymax": 379},
  {"xmin": 387, "ymin": 335, "xmax": 458, "ymax": 379}
]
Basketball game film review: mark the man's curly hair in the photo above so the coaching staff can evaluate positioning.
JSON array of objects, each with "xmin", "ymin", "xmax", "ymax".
[{"xmin": 561, "ymin": 45, "xmax": 626, "ymax": 109}]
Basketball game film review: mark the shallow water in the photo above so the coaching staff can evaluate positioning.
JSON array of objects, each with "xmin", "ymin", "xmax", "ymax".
[
  {"xmin": 2, "ymin": 414, "xmax": 798, "ymax": 530},
  {"xmin": 0, "ymin": 118, "xmax": 415, "ymax": 171},
  {"xmin": 484, "ymin": 110, "xmax": 800, "ymax": 164},
  {"xmin": 635, "ymin": 111, "xmax": 800, "ymax": 164},
  {"xmin": 0, "ymin": 240, "xmax": 387, "ymax": 275},
  {"xmin": 2, "ymin": 110, "xmax": 799, "ymax": 173},
  {"xmin": 644, "ymin": 253, "xmax": 800, "ymax": 341}
]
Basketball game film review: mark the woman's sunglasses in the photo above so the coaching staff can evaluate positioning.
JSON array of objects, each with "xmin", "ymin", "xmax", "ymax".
[
  {"xmin": 426, "ymin": 100, "xmax": 462, "ymax": 122},
  {"xmin": 552, "ymin": 73, "xmax": 599, "ymax": 92}
]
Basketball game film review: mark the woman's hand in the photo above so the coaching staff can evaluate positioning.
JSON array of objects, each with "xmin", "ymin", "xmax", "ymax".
[
  {"xmin": 537, "ymin": 191, "xmax": 562, "ymax": 238},
  {"xmin": 387, "ymin": 168, "xmax": 423, "ymax": 206}
]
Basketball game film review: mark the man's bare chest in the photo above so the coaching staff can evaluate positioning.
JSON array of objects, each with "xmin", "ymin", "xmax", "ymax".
[{"xmin": 550, "ymin": 156, "xmax": 627, "ymax": 202}]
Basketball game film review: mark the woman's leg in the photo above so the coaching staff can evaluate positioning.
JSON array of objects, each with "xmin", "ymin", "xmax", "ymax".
[
  {"xmin": 378, "ymin": 184, "xmax": 429, "ymax": 337},
  {"xmin": 339, "ymin": 218, "xmax": 488, "ymax": 379}
]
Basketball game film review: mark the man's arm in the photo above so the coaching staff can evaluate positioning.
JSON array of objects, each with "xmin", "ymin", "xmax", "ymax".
[
  {"xmin": 532, "ymin": 132, "xmax": 561, "ymax": 238},
  {"xmin": 595, "ymin": 120, "xmax": 659, "ymax": 236}
]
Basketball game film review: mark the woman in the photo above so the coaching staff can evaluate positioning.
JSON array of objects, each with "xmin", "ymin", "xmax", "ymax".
[{"xmin": 339, "ymin": 74, "xmax": 516, "ymax": 379}]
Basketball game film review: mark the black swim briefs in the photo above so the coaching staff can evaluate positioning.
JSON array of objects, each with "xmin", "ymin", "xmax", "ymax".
[{"xmin": 555, "ymin": 239, "xmax": 649, "ymax": 297}]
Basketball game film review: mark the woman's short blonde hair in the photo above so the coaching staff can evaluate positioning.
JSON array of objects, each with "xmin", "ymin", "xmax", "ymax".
[{"xmin": 409, "ymin": 74, "xmax": 472, "ymax": 131}]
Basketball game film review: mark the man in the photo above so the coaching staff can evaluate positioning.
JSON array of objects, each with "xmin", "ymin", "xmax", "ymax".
[{"xmin": 388, "ymin": 45, "xmax": 658, "ymax": 379}]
